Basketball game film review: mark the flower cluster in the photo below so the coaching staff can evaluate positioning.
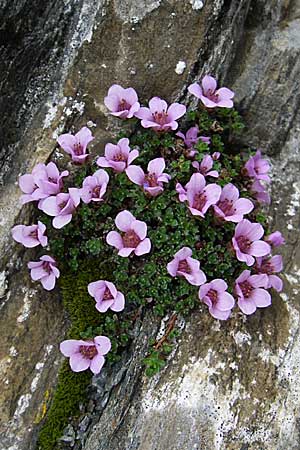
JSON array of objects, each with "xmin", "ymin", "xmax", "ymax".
[{"xmin": 13, "ymin": 76, "xmax": 284, "ymax": 378}]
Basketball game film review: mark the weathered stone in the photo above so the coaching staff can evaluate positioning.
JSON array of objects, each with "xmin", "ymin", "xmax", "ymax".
[{"xmin": 1, "ymin": 0, "xmax": 300, "ymax": 449}]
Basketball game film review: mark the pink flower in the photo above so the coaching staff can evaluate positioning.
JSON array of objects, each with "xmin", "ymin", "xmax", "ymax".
[
  {"xmin": 28, "ymin": 255, "xmax": 60, "ymax": 291},
  {"xmin": 199, "ymin": 279, "xmax": 235, "ymax": 320},
  {"xmin": 214, "ymin": 183, "xmax": 254, "ymax": 223},
  {"xmin": 12, "ymin": 221, "xmax": 47, "ymax": 248},
  {"xmin": 212, "ymin": 152, "xmax": 220, "ymax": 160},
  {"xmin": 250, "ymin": 180, "xmax": 271, "ymax": 205},
  {"xmin": 19, "ymin": 162, "xmax": 69, "ymax": 205},
  {"xmin": 104, "ymin": 84, "xmax": 140, "ymax": 119},
  {"xmin": 176, "ymin": 126, "xmax": 210, "ymax": 148},
  {"xmin": 232, "ymin": 219, "xmax": 271, "ymax": 266},
  {"xmin": 40, "ymin": 188, "xmax": 80, "ymax": 229},
  {"xmin": 176, "ymin": 173, "xmax": 221, "ymax": 218},
  {"xmin": 97, "ymin": 138, "xmax": 139, "ymax": 173},
  {"xmin": 80, "ymin": 169, "xmax": 109, "ymax": 204},
  {"xmin": 57, "ymin": 127, "xmax": 94, "ymax": 164},
  {"xmin": 88, "ymin": 280, "xmax": 125, "ymax": 312},
  {"xmin": 265, "ymin": 231, "xmax": 285, "ymax": 248},
  {"xmin": 235, "ymin": 270, "xmax": 271, "ymax": 315},
  {"xmin": 167, "ymin": 247, "xmax": 206, "ymax": 286},
  {"xmin": 106, "ymin": 210, "xmax": 151, "ymax": 257},
  {"xmin": 192, "ymin": 155, "xmax": 219, "ymax": 178},
  {"xmin": 255, "ymin": 255, "xmax": 283, "ymax": 292},
  {"xmin": 126, "ymin": 157, "xmax": 170, "ymax": 197},
  {"xmin": 60, "ymin": 336, "xmax": 111, "ymax": 374},
  {"xmin": 188, "ymin": 75, "xmax": 234, "ymax": 108},
  {"xmin": 135, "ymin": 97, "xmax": 186, "ymax": 131},
  {"xmin": 244, "ymin": 150, "xmax": 270, "ymax": 182}
]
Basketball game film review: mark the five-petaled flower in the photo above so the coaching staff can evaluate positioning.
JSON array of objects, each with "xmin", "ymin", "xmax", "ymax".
[
  {"xmin": 176, "ymin": 173, "xmax": 221, "ymax": 217},
  {"xmin": 188, "ymin": 75, "xmax": 235, "ymax": 108},
  {"xmin": 97, "ymin": 138, "xmax": 139, "ymax": 173},
  {"xmin": 106, "ymin": 210, "xmax": 151, "ymax": 257},
  {"xmin": 57, "ymin": 127, "xmax": 94, "ymax": 164},
  {"xmin": 232, "ymin": 219, "xmax": 271, "ymax": 266},
  {"xmin": 265, "ymin": 231, "xmax": 285, "ymax": 248},
  {"xmin": 88, "ymin": 280, "xmax": 125, "ymax": 313},
  {"xmin": 255, "ymin": 255, "xmax": 283, "ymax": 292},
  {"xmin": 199, "ymin": 279, "xmax": 235, "ymax": 320},
  {"xmin": 250, "ymin": 179, "xmax": 271, "ymax": 205},
  {"xmin": 18, "ymin": 162, "xmax": 69, "ymax": 205},
  {"xmin": 40, "ymin": 188, "xmax": 80, "ymax": 229},
  {"xmin": 176, "ymin": 126, "xmax": 210, "ymax": 148},
  {"xmin": 192, "ymin": 154, "xmax": 219, "ymax": 178},
  {"xmin": 80, "ymin": 169, "xmax": 109, "ymax": 204},
  {"xmin": 60, "ymin": 336, "xmax": 111, "ymax": 374},
  {"xmin": 12, "ymin": 221, "xmax": 48, "ymax": 248},
  {"xmin": 167, "ymin": 247, "xmax": 206, "ymax": 286},
  {"xmin": 235, "ymin": 270, "xmax": 271, "ymax": 315},
  {"xmin": 244, "ymin": 150, "xmax": 270, "ymax": 182},
  {"xmin": 135, "ymin": 97, "xmax": 186, "ymax": 131},
  {"xmin": 104, "ymin": 84, "xmax": 140, "ymax": 119},
  {"xmin": 28, "ymin": 255, "xmax": 60, "ymax": 291},
  {"xmin": 214, "ymin": 183, "xmax": 254, "ymax": 223},
  {"xmin": 126, "ymin": 157, "xmax": 170, "ymax": 197}
]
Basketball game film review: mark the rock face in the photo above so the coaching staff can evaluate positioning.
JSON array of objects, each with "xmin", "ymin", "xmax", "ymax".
[{"xmin": 0, "ymin": 0, "xmax": 300, "ymax": 449}]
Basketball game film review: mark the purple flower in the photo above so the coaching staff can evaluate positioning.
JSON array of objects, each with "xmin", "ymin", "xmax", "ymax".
[
  {"xmin": 265, "ymin": 231, "xmax": 285, "ymax": 248},
  {"xmin": 192, "ymin": 155, "xmax": 219, "ymax": 178},
  {"xmin": 60, "ymin": 336, "xmax": 111, "ymax": 374},
  {"xmin": 232, "ymin": 219, "xmax": 271, "ymax": 266},
  {"xmin": 40, "ymin": 188, "xmax": 80, "ymax": 229},
  {"xmin": 97, "ymin": 138, "xmax": 139, "ymax": 173},
  {"xmin": 212, "ymin": 152, "xmax": 220, "ymax": 160},
  {"xmin": 19, "ymin": 162, "xmax": 69, "ymax": 205},
  {"xmin": 28, "ymin": 255, "xmax": 60, "ymax": 291},
  {"xmin": 250, "ymin": 180, "xmax": 271, "ymax": 205},
  {"xmin": 199, "ymin": 279, "xmax": 235, "ymax": 320},
  {"xmin": 135, "ymin": 97, "xmax": 186, "ymax": 132},
  {"xmin": 80, "ymin": 169, "xmax": 109, "ymax": 204},
  {"xmin": 235, "ymin": 270, "xmax": 271, "ymax": 315},
  {"xmin": 188, "ymin": 75, "xmax": 234, "ymax": 108},
  {"xmin": 126, "ymin": 157, "xmax": 170, "ymax": 197},
  {"xmin": 244, "ymin": 150, "xmax": 270, "ymax": 182},
  {"xmin": 104, "ymin": 84, "xmax": 140, "ymax": 119},
  {"xmin": 176, "ymin": 126, "xmax": 210, "ymax": 148},
  {"xmin": 214, "ymin": 183, "xmax": 254, "ymax": 223},
  {"xmin": 12, "ymin": 221, "xmax": 47, "ymax": 248},
  {"xmin": 255, "ymin": 255, "xmax": 283, "ymax": 292},
  {"xmin": 57, "ymin": 127, "xmax": 94, "ymax": 164},
  {"xmin": 88, "ymin": 280, "xmax": 125, "ymax": 313},
  {"xmin": 106, "ymin": 210, "xmax": 151, "ymax": 257},
  {"xmin": 176, "ymin": 173, "xmax": 221, "ymax": 218},
  {"xmin": 167, "ymin": 247, "xmax": 206, "ymax": 286}
]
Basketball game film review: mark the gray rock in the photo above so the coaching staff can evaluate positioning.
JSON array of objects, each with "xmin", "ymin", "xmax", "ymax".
[{"xmin": 0, "ymin": 0, "xmax": 300, "ymax": 449}]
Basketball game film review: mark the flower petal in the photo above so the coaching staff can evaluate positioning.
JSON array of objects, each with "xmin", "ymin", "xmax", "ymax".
[
  {"xmin": 115, "ymin": 210, "xmax": 135, "ymax": 232},
  {"xmin": 135, "ymin": 238, "xmax": 151, "ymax": 256}
]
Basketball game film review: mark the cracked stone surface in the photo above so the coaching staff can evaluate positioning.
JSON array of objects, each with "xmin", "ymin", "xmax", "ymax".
[{"xmin": 0, "ymin": 0, "xmax": 300, "ymax": 449}]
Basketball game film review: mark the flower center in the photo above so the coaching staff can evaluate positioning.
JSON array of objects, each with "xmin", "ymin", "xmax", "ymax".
[
  {"xmin": 144, "ymin": 173, "xmax": 158, "ymax": 188},
  {"xmin": 206, "ymin": 89, "xmax": 219, "ymax": 103},
  {"xmin": 29, "ymin": 229, "xmax": 38, "ymax": 239},
  {"xmin": 239, "ymin": 280, "xmax": 253, "ymax": 298},
  {"xmin": 218, "ymin": 199, "xmax": 234, "ymax": 216},
  {"xmin": 152, "ymin": 110, "xmax": 168, "ymax": 125},
  {"xmin": 237, "ymin": 236, "xmax": 251, "ymax": 253},
  {"xmin": 259, "ymin": 261, "xmax": 274, "ymax": 275},
  {"xmin": 119, "ymin": 98, "xmax": 130, "ymax": 111},
  {"xmin": 59, "ymin": 200, "xmax": 68, "ymax": 210},
  {"xmin": 207, "ymin": 289, "xmax": 218, "ymax": 304},
  {"xmin": 113, "ymin": 152, "xmax": 127, "ymax": 162},
  {"xmin": 48, "ymin": 177, "xmax": 57, "ymax": 183},
  {"xmin": 73, "ymin": 142, "xmax": 84, "ymax": 156},
  {"xmin": 177, "ymin": 259, "xmax": 191, "ymax": 274},
  {"xmin": 92, "ymin": 186, "xmax": 101, "ymax": 198},
  {"xmin": 79, "ymin": 345, "xmax": 98, "ymax": 359},
  {"xmin": 122, "ymin": 230, "xmax": 141, "ymax": 248},
  {"xmin": 42, "ymin": 262, "xmax": 52, "ymax": 274},
  {"xmin": 103, "ymin": 287, "xmax": 113, "ymax": 300},
  {"xmin": 192, "ymin": 192, "xmax": 207, "ymax": 211}
]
